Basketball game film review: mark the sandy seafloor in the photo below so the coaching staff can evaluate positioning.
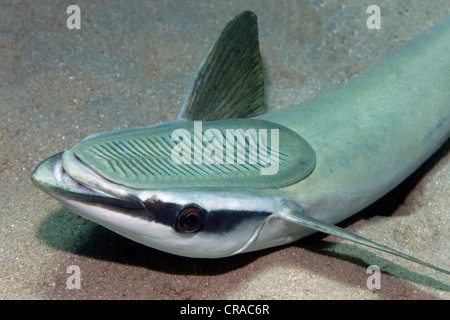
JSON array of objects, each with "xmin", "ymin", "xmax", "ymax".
[{"xmin": 0, "ymin": 0, "xmax": 449, "ymax": 300}]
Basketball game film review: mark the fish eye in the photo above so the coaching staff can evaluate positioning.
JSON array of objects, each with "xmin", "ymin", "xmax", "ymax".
[{"xmin": 175, "ymin": 206, "xmax": 204, "ymax": 233}]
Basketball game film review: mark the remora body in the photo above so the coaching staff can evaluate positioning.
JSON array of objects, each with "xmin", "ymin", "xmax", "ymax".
[{"xmin": 31, "ymin": 12, "xmax": 449, "ymax": 275}]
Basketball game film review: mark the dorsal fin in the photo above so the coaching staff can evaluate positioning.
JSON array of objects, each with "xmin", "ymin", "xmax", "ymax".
[{"xmin": 177, "ymin": 11, "xmax": 265, "ymax": 121}]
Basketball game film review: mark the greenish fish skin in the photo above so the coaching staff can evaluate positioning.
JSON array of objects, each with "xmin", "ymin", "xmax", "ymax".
[
  {"xmin": 257, "ymin": 13, "xmax": 450, "ymax": 230},
  {"xmin": 31, "ymin": 12, "xmax": 449, "ymax": 276},
  {"xmin": 253, "ymin": 14, "xmax": 449, "ymax": 273}
]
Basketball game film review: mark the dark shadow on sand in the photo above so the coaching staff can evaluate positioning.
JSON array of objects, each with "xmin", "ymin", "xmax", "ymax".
[{"xmin": 37, "ymin": 207, "xmax": 266, "ymax": 276}]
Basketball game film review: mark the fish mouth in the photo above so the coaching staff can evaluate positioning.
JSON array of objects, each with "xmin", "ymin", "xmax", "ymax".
[{"xmin": 31, "ymin": 152, "xmax": 144, "ymax": 211}]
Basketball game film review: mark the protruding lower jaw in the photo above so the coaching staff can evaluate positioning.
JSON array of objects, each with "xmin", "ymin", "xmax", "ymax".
[
  {"xmin": 31, "ymin": 152, "xmax": 144, "ymax": 212},
  {"xmin": 60, "ymin": 149, "xmax": 133, "ymax": 199}
]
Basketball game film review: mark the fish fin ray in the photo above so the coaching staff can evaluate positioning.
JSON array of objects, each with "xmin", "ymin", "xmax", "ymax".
[
  {"xmin": 282, "ymin": 203, "xmax": 450, "ymax": 275},
  {"xmin": 178, "ymin": 11, "xmax": 265, "ymax": 121}
]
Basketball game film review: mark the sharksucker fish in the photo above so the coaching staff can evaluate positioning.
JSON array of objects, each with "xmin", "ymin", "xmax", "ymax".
[{"xmin": 32, "ymin": 11, "xmax": 449, "ymax": 275}]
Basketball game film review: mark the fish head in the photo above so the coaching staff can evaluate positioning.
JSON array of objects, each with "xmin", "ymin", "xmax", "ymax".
[
  {"xmin": 31, "ymin": 153, "xmax": 280, "ymax": 258},
  {"xmin": 31, "ymin": 119, "xmax": 315, "ymax": 258}
]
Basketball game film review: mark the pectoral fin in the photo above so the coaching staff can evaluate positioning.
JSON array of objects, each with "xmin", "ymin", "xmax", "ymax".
[
  {"xmin": 178, "ymin": 11, "xmax": 265, "ymax": 121},
  {"xmin": 282, "ymin": 203, "xmax": 450, "ymax": 275}
]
